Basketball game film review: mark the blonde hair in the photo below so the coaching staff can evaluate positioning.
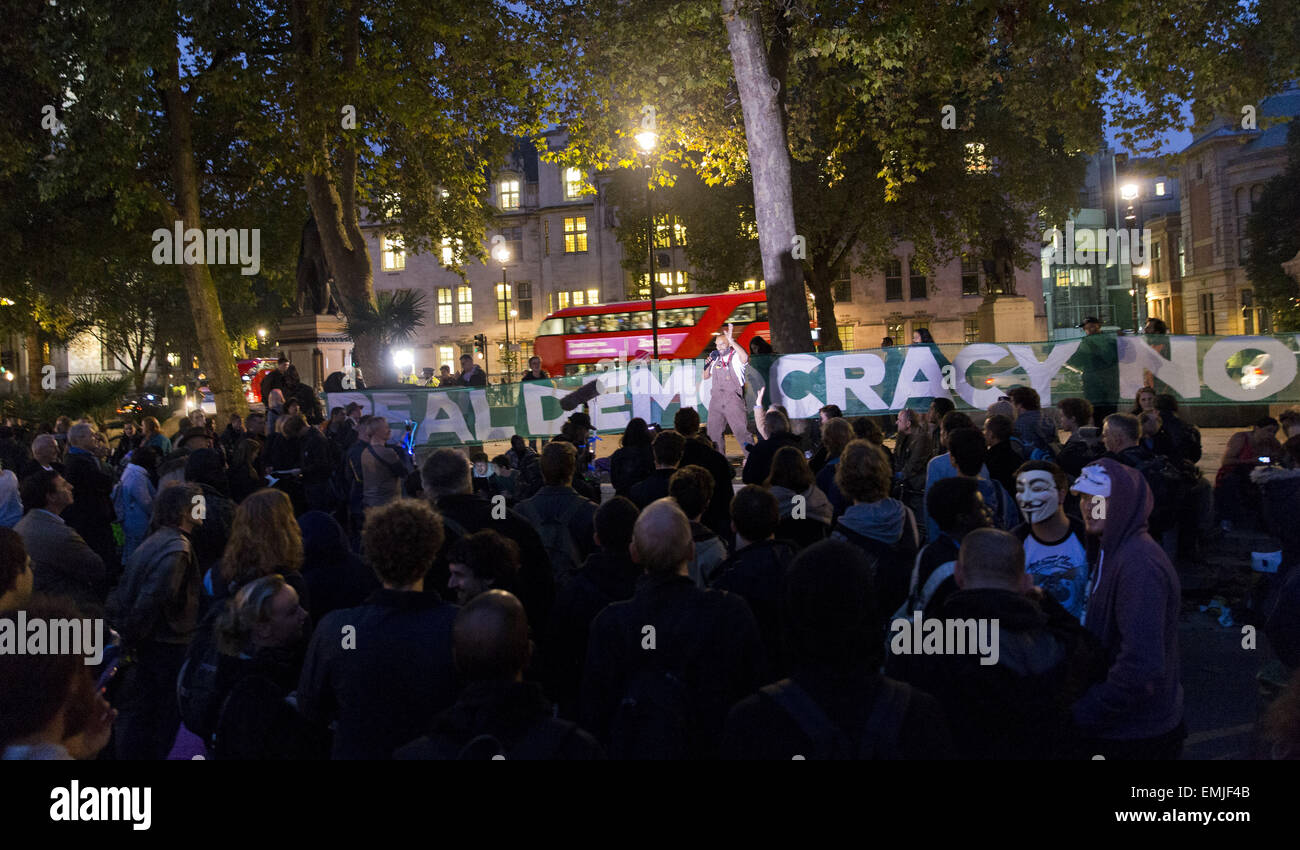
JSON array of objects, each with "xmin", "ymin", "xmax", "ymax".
[
  {"xmin": 216, "ymin": 574, "xmax": 287, "ymax": 656},
  {"xmin": 220, "ymin": 489, "xmax": 303, "ymax": 587}
]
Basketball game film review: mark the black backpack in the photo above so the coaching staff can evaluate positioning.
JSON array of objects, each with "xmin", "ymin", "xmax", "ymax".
[
  {"xmin": 447, "ymin": 720, "xmax": 584, "ymax": 760},
  {"xmin": 176, "ymin": 604, "xmax": 233, "ymax": 749},
  {"xmin": 607, "ymin": 597, "xmax": 707, "ymax": 760},
  {"xmin": 760, "ymin": 677, "xmax": 913, "ymax": 759}
]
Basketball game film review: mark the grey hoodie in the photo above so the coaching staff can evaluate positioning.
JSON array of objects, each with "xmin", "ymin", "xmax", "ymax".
[{"xmin": 836, "ymin": 498, "xmax": 908, "ymax": 544}]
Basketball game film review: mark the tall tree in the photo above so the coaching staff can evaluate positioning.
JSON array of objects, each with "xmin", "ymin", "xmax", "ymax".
[
  {"xmin": 542, "ymin": 0, "xmax": 1299, "ymax": 352},
  {"xmin": 281, "ymin": 0, "xmax": 551, "ymax": 383},
  {"xmin": 29, "ymin": 0, "xmax": 302, "ymax": 418},
  {"xmin": 1247, "ymin": 120, "xmax": 1300, "ymax": 330}
]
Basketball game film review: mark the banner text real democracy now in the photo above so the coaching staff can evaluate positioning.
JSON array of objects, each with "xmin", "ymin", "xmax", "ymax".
[{"xmin": 327, "ymin": 333, "xmax": 1300, "ymax": 442}]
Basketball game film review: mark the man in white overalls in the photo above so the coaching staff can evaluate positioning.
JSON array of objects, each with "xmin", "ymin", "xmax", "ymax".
[{"xmin": 704, "ymin": 323, "xmax": 751, "ymax": 452}]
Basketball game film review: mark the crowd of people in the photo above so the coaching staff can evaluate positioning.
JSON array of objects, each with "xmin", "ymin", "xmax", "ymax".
[{"xmin": 2, "ymin": 372, "xmax": 1299, "ymax": 761}]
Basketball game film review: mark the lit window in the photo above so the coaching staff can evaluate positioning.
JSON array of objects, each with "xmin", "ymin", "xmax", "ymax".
[
  {"xmin": 573, "ymin": 290, "xmax": 585, "ymax": 307},
  {"xmin": 837, "ymin": 325, "xmax": 854, "ymax": 349},
  {"xmin": 437, "ymin": 345, "xmax": 456, "ymax": 372},
  {"xmin": 563, "ymin": 168, "xmax": 584, "ymax": 200},
  {"xmin": 441, "ymin": 237, "xmax": 464, "ymax": 268},
  {"xmin": 496, "ymin": 283, "xmax": 512, "ymax": 321},
  {"xmin": 964, "ymin": 317, "xmax": 980, "ymax": 343},
  {"xmin": 587, "ymin": 288, "xmax": 600, "ymax": 306},
  {"xmin": 638, "ymin": 271, "xmax": 689, "ymax": 298},
  {"xmin": 557, "ymin": 292, "xmax": 570, "ymax": 310},
  {"xmin": 499, "ymin": 178, "xmax": 520, "ymax": 210},
  {"xmin": 437, "ymin": 288, "xmax": 453, "ymax": 324},
  {"xmin": 886, "ymin": 321, "xmax": 904, "ymax": 342},
  {"xmin": 964, "ymin": 142, "xmax": 991, "ymax": 174},
  {"xmin": 1155, "ymin": 181, "xmax": 1166, "ymax": 196},
  {"xmin": 381, "ymin": 235, "xmax": 405, "ymax": 271},
  {"xmin": 564, "ymin": 216, "xmax": 588, "ymax": 253},
  {"xmin": 673, "ymin": 219, "xmax": 688, "ymax": 247},
  {"xmin": 728, "ymin": 279, "xmax": 764, "ymax": 291},
  {"xmin": 457, "ymin": 285, "xmax": 473, "ymax": 323}
]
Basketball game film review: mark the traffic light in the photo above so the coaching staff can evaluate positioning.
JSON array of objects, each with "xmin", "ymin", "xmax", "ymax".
[{"xmin": 473, "ymin": 334, "xmax": 487, "ymax": 356}]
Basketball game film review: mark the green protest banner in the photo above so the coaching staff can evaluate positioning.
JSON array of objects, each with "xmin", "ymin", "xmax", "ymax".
[{"xmin": 327, "ymin": 333, "xmax": 1299, "ymax": 445}]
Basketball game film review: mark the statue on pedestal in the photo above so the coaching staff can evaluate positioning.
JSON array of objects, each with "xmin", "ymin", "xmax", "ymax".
[{"xmin": 295, "ymin": 216, "xmax": 338, "ymax": 316}]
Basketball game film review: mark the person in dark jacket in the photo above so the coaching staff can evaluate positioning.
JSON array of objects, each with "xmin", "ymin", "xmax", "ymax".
[
  {"xmin": 543, "ymin": 497, "xmax": 641, "ymax": 720},
  {"xmin": 14, "ymin": 471, "xmax": 107, "ymax": 610},
  {"xmin": 814, "ymin": 418, "xmax": 854, "ymax": 523},
  {"xmin": 892, "ymin": 477, "xmax": 995, "ymax": 624},
  {"xmin": 297, "ymin": 510, "xmax": 378, "ymax": 621},
  {"xmin": 396, "ymin": 590, "xmax": 602, "ymax": 759},
  {"xmin": 674, "ymin": 407, "xmax": 736, "ymax": 539},
  {"xmin": 831, "ymin": 440, "xmax": 920, "ymax": 617},
  {"xmin": 297, "ymin": 498, "xmax": 459, "ymax": 759},
  {"xmin": 20, "ymin": 434, "xmax": 64, "ymax": 481},
  {"xmin": 720, "ymin": 538, "xmax": 954, "ymax": 759},
  {"xmin": 890, "ymin": 528, "xmax": 1104, "ymax": 759},
  {"xmin": 609, "ymin": 418, "xmax": 655, "ymax": 499},
  {"xmin": 983, "ymin": 414, "xmax": 1022, "ymax": 496},
  {"xmin": 742, "ymin": 409, "xmax": 802, "ymax": 485},
  {"xmin": 184, "ymin": 449, "xmax": 236, "ymax": 580},
  {"xmin": 1070, "ymin": 459, "xmax": 1185, "ymax": 759},
  {"xmin": 1055, "ymin": 397, "xmax": 1104, "ymax": 478},
  {"xmin": 61, "ymin": 423, "xmax": 119, "ymax": 577},
  {"xmin": 210, "ymin": 574, "xmax": 325, "ymax": 759},
  {"xmin": 422, "ymin": 449, "xmax": 555, "ymax": 635},
  {"xmin": 581, "ymin": 499, "xmax": 766, "ymax": 759},
  {"xmin": 627, "ymin": 429, "xmax": 685, "ymax": 509},
  {"xmin": 299, "ymin": 417, "xmax": 338, "ymax": 512},
  {"xmin": 669, "ymin": 464, "xmax": 729, "ymax": 587},
  {"xmin": 228, "ymin": 412, "xmax": 267, "ymax": 503},
  {"xmin": 515, "ymin": 441, "xmax": 599, "ymax": 585},
  {"xmin": 108, "ymin": 483, "xmax": 205, "ymax": 759},
  {"xmin": 711, "ymin": 485, "xmax": 797, "ymax": 676}
]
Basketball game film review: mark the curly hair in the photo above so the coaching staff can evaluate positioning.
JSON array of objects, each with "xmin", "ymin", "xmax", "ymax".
[
  {"xmin": 220, "ymin": 489, "xmax": 304, "ymax": 587},
  {"xmin": 835, "ymin": 440, "xmax": 892, "ymax": 504},
  {"xmin": 363, "ymin": 499, "xmax": 445, "ymax": 587}
]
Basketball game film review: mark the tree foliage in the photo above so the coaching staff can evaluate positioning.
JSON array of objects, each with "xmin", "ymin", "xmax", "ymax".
[
  {"xmin": 1247, "ymin": 119, "xmax": 1300, "ymax": 330},
  {"xmin": 541, "ymin": 0, "xmax": 1300, "ymax": 350}
]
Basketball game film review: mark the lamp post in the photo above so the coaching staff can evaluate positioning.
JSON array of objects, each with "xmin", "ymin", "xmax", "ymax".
[
  {"xmin": 1120, "ymin": 182, "xmax": 1142, "ymax": 332},
  {"xmin": 636, "ymin": 126, "xmax": 660, "ymax": 358},
  {"xmin": 509, "ymin": 309, "xmax": 519, "ymax": 374},
  {"xmin": 494, "ymin": 243, "xmax": 513, "ymax": 381}
]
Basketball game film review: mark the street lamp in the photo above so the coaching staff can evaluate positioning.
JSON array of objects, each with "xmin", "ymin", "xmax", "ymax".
[
  {"xmin": 636, "ymin": 127, "xmax": 660, "ymax": 358},
  {"xmin": 494, "ymin": 243, "xmax": 513, "ymax": 381},
  {"xmin": 509, "ymin": 308, "xmax": 519, "ymax": 373}
]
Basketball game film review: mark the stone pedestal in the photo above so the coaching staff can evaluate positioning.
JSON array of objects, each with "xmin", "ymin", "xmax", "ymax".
[
  {"xmin": 276, "ymin": 314, "xmax": 351, "ymax": 389},
  {"xmin": 976, "ymin": 295, "xmax": 1040, "ymax": 344}
]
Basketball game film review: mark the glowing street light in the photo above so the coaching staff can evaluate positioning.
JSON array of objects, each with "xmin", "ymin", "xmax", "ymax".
[
  {"xmin": 636, "ymin": 124, "xmax": 660, "ymax": 356},
  {"xmin": 635, "ymin": 129, "xmax": 658, "ymax": 152},
  {"xmin": 1120, "ymin": 183, "xmax": 1140, "ymax": 201}
]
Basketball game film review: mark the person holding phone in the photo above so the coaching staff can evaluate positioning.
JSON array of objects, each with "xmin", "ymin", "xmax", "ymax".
[{"xmin": 703, "ymin": 323, "xmax": 751, "ymax": 452}]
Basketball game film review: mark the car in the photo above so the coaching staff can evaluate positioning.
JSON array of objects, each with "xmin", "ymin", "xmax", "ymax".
[{"xmin": 1241, "ymin": 353, "xmax": 1271, "ymax": 391}]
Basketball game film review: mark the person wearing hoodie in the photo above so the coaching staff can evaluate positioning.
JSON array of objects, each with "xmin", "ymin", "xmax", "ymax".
[
  {"xmin": 544, "ymin": 497, "xmax": 641, "ymax": 720},
  {"xmin": 112, "ymin": 446, "xmax": 158, "ymax": 561},
  {"xmin": 712, "ymin": 485, "xmax": 798, "ymax": 677},
  {"xmin": 668, "ymin": 464, "xmax": 729, "ymax": 587},
  {"xmin": 1055, "ymin": 398, "xmax": 1105, "ymax": 478},
  {"xmin": 832, "ymin": 440, "xmax": 920, "ymax": 617},
  {"xmin": 397, "ymin": 591, "xmax": 602, "ymax": 759},
  {"xmin": 1069, "ymin": 459, "xmax": 1185, "ymax": 759},
  {"xmin": 767, "ymin": 446, "xmax": 833, "ymax": 530},
  {"xmin": 889, "ymin": 528, "xmax": 1104, "ymax": 759},
  {"xmin": 297, "ymin": 510, "xmax": 378, "ymax": 621}
]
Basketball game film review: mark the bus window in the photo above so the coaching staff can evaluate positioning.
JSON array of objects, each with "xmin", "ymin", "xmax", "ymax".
[
  {"xmin": 538, "ymin": 318, "xmax": 563, "ymax": 335},
  {"xmin": 633, "ymin": 311, "xmax": 652, "ymax": 329},
  {"xmin": 725, "ymin": 303, "xmax": 757, "ymax": 324}
]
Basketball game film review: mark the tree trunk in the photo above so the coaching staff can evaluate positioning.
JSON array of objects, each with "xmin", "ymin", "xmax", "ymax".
[
  {"xmin": 292, "ymin": 0, "xmax": 383, "ymax": 383},
  {"xmin": 25, "ymin": 322, "xmax": 44, "ymax": 400},
  {"xmin": 722, "ymin": 0, "xmax": 811, "ymax": 355},
  {"xmin": 806, "ymin": 261, "xmax": 842, "ymax": 352},
  {"xmin": 158, "ymin": 54, "xmax": 248, "ymax": 420}
]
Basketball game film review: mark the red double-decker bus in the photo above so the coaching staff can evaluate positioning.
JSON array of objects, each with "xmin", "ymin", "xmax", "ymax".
[{"xmin": 534, "ymin": 290, "xmax": 771, "ymax": 375}]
